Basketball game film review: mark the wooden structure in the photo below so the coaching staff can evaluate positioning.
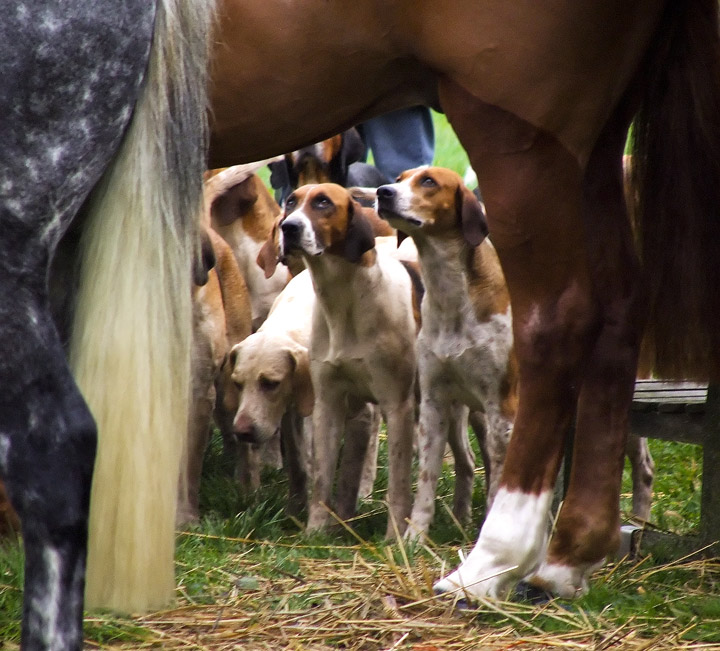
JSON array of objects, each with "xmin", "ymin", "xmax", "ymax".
[{"xmin": 626, "ymin": 380, "xmax": 720, "ymax": 558}]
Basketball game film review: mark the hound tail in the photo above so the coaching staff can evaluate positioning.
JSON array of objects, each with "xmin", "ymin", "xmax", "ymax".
[
  {"xmin": 630, "ymin": 0, "xmax": 720, "ymax": 380},
  {"xmin": 69, "ymin": 0, "xmax": 215, "ymax": 612}
]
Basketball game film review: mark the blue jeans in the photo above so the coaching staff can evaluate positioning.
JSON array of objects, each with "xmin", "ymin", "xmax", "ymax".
[{"xmin": 359, "ymin": 106, "xmax": 435, "ymax": 180}]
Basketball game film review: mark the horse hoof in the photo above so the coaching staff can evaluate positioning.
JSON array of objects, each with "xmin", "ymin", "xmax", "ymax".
[{"xmin": 512, "ymin": 580, "xmax": 555, "ymax": 605}]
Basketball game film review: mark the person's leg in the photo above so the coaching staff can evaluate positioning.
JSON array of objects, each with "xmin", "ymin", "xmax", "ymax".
[{"xmin": 360, "ymin": 106, "xmax": 435, "ymax": 180}]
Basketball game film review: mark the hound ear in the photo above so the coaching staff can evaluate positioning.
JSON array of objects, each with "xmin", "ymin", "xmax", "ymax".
[
  {"xmin": 288, "ymin": 346, "xmax": 314, "ymax": 417},
  {"xmin": 344, "ymin": 199, "xmax": 376, "ymax": 262},
  {"xmin": 193, "ymin": 228, "xmax": 216, "ymax": 286},
  {"xmin": 217, "ymin": 344, "xmax": 242, "ymax": 414},
  {"xmin": 457, "ymin": 185, "xmax": 489, "ymax": 247},
  {"xmin": 256, "ymin": 219, "xmax": 281, "ymax": 278},
  {"xmin": 211, "ymin": 176, "xmax": 259, "ymax": 226}
]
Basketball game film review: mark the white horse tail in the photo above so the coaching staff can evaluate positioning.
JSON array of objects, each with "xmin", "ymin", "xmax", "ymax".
[{"xmin": 69, "ymin": 0, "xmax": 215, "ymax": 612}]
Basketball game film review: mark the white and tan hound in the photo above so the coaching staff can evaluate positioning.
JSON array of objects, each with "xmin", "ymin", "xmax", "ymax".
[
  {"xmin": 205, "ymin": 163, "xmax": 290, "ymax": 330},
  {"xmin": 376, "ymin": 168, "xmax": 654, "ymax": 599},
  {"xmin": 375, "ymin": 167, "xmax": 517, "ymax": 540},
  {"xmin": 269, "ymin": 183, "xmax": 418, "ymax": 538}
]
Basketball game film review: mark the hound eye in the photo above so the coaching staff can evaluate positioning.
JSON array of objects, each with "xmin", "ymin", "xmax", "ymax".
[
  {"xmin": 233, "ymin": 381, "xmax": 244, "ymax": 393},
  {"xmin": 421, "ymin": 176, "xmax": 437, "ymax": 188},
  {"xmin": 259, "ymin": 377, "xmax": 281, "ymax": 392},
  {"xmin": 285, "ymin": 196, "xmax": 297, "ymax": 210},
  {"xmin": 312, "ymin": 194, "xmax": 332, "ymax": 209}
]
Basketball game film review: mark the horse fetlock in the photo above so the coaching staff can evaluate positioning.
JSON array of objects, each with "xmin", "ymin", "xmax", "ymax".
[
  {"xmin": 434, "ymin": 487, "xmax": 553, "ymax": 601},
  {"xmin": 527, "ymin": 558, "xmax": 604, "ymax": 599}
]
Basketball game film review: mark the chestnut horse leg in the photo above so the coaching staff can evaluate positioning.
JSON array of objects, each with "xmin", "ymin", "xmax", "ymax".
[
  {"xmin": 529, "ymin": 105, "xmax": 644, "ymax": 597},
  {"xmin": 434, "ymin": 78, "xmax": 639, "ymax": 599}
]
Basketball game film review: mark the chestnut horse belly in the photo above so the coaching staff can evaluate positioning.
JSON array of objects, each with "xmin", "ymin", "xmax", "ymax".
[
  {"xmin": 209, "ymin": 0, "xmax": 436, "ymax": 166},
  {"xmin": 210, "ymin": 0, "xmax": 666, "ymax": 167},
  {"xmin": 412, "ymin": 0, "xmax": 667, "ymax": 161}
]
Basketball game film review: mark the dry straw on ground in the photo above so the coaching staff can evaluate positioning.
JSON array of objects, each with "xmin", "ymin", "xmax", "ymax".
[{"xmin": 75, "ymin": 530, "xmax": 720, "ymax": 651}]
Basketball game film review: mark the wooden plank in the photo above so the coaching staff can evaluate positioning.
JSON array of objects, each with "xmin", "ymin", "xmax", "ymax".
[{"xmin": 629, "ymin": 410, "xmax": 706, "ymax": 444}]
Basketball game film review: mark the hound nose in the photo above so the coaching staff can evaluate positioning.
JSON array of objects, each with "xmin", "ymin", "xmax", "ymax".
[
  {"xmin": 233, "ymin": 413, "xmax": 259, "ymax": 444},
  {"xmin": 280, "ymin": 219, "xmax": 302, "ymax": 238},
  {"xmin": 377, "ymin": 185, "xmax": 396, "ymax": 201}
]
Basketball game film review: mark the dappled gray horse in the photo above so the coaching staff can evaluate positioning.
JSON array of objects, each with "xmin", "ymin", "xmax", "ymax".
[{"xmin": 0, "ymin": 1, "xmax": 211, "ymax": 648}]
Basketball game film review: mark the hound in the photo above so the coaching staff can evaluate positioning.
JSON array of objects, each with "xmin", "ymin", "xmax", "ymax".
[
  {"xmin": 179, "ymin": 228, "xmax": 252, "ymax": 526},
  {"xmin": 222, "ymin": 270, "xmax": 315, "ymax": 514},
  {"xmin": 269, "ymin": 127, "xmax": 389, "ymax": 198},
  {"xmin": 375, "ymin": 167, "xmax": 516, "ymax": 540},
  {"xmin": 266, "ymin": 183, "xmax": 418, "ymax": 538},
  {"xmin": 376, "ymin": 167, "xmax": 656, "ymax": 541},
  {"xmin": 205, "ymin": 164, "xmax": 290, "ymax": 330},
  {"xmin": 225, "ymin": 269, "xmax": 381, "ymax": 514}
]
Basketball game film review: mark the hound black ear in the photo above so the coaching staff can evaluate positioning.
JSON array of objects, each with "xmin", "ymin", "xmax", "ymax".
[
  {"xmin": 344, "ymin": 199, "xmax": 376, "ymax": 263},
  {"xmin": 457, "ymin": 185, "xmax": 489, "ymax": 247},
  {"xmin": 193, "ymin": 228, "xmax": 216, "ymax": 286},
  {"xmin": 331, "ymin": 128, "xmax": 367, "ymax": 185}
]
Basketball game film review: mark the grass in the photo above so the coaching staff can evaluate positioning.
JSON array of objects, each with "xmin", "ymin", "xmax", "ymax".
[{"xmin": 1, "ymin": 114, "xmax": 717, "ymax": 649}]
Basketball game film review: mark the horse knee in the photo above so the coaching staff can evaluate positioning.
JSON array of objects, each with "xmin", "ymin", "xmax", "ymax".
[
  {"xmin": 8, "ymin": 396, "xmax": 96, "ymax": 534},
  {"xmin": 515, "ymin": 288, "xmax": 600, "ymax": 376}
]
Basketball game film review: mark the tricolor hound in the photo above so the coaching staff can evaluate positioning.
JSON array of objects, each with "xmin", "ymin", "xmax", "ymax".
[
  {"xmin": 376, "ymin": 167, "xmax": 517, "ymax": 540},
  {"xmin": 273, "ymin": 184, "xmax": 418, "ymax": 538}
]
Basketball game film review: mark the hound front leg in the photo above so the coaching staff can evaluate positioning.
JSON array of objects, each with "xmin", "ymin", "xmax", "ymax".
[
  {"xmin": 335, "ymin": 402, "xmax": 375, "ymax": 520},
  {"xmin": 383, "ymin": 396, "xmax": 415, "ymax": 539},
  {"xmin": 307, "ymin": 391, "xmax": 346, "ymax": 532},
  {"xmin": 447, "ymin": 405, "xmax": 474, "ymax": 526},
  {"xmin": 406, "ymin": 393, "xmax": 466, "ymax": 540},
  {"xmin": 280, "ymin": 409, "xmax": 308, "ymax": 517}
]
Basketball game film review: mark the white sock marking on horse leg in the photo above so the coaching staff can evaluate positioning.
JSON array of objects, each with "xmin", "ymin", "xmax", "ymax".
[
  {"xmin": 434, "ymin": 488, "xmax": 553, "ymax": 600},
  {"xmin": 32, "ymin": 546, "xmax": 62, "ymax": 649},
  {"xmin": 530, "ymin": 558, "xmax": 605, "ymax": 599}
]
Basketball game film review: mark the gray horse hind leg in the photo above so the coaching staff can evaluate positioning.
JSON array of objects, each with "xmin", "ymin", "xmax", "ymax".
[{"xmin": 0, "ymin": 1, "xmax": 157, "ymax": 647}]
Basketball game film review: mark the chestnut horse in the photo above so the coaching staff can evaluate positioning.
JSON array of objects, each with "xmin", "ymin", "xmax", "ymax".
[
  {"xmin": 4, "ymin": 0, "xmax": 720, "ymax": 648},
  {"xmin": 210, "ymin": 0, "xmax": 720, "ymax": 601}
]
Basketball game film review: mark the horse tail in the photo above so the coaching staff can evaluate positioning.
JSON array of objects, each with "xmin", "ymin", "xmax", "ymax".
[
  {"xmin": 630, "ymin": 0, "xmax": 720, "ymax": 381},
  {"xmin": 68, "ymin": 0, "xmax": 215, "ymax": 612}
]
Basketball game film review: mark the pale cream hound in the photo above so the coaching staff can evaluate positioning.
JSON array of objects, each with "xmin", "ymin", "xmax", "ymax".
[
  {"xmin": 271, "ymin": 183, "xmax": 418, "ymax": 538},
  {"xmin": 375, "ymin": 167, "xmax": 517, "ymax": 545}
]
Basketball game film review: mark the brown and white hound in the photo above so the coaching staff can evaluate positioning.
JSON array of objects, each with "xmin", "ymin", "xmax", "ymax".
[
  {"xmin": 179, "ymin": 228, "xmax": 253, "ymax": 527},
  {"xmin": 205, "ymin": 164, "xmax": 290, "ymax": 330},
  {"xmin": 266, "ymin": 183, "xmax": 418, "ymax": 538},
  {"xmin": 375, "ymin": 167, "xmax": 517, "ymax": 540},
  {"xmin": 375, "ymin": 168, "xmax": 654, "ymax": 598}
]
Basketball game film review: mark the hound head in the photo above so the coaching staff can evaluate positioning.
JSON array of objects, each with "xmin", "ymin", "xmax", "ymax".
[
  {"xmin": 224, "ymin": 334, "xmax": 314, "ymax": 445},
  {"xmin": 376, "ymin": 166, "xmax": 488, "ymax": 247},
  {"xmin": 276, "ymin": 128, "xmax": 367, "ymax": 188},
  {"xmin": 279, "ymin": 183, "xmax": 375, "ymax": 263}
]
